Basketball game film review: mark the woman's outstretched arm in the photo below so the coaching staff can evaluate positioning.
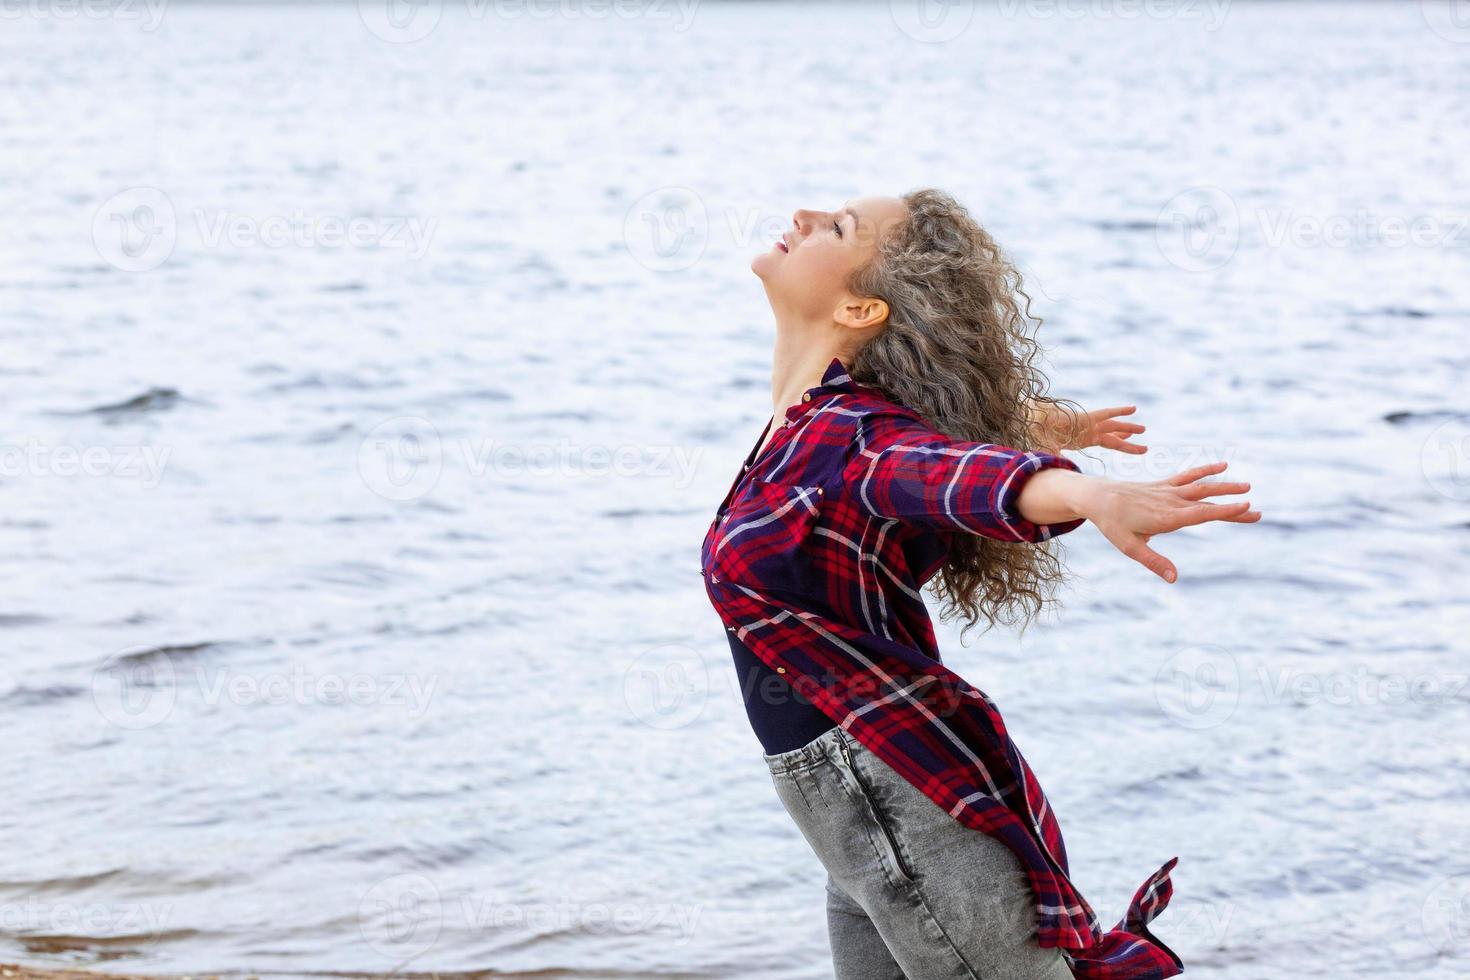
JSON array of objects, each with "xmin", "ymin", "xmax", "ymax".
[{"xmin": 1016, "ymin": 462, "xmax": 1260, "ymax": 583}]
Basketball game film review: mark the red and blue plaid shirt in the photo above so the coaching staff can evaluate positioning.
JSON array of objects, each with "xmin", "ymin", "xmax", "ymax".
[{"xmin": 701, "ymin": 356, "xmax": 1183, "ymax": 979}]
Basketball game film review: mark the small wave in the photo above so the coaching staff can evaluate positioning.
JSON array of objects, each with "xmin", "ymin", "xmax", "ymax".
[
  {"xmin": 0, "ymin": 613, "xmax": 48, "ymax": 628},
  {"xmin": 17, "ymin": 928, "xmax": 200, "ymax": 957},
  {"xmin": 1382, "ymin": 409, "xmax": 1469, "ymax": 425},
  {"xmin": 1089, "ymin": 219, "xmax": 1156, "ymax": 232},
  {"xmin": 109, "ymin": 642, "xmax": 217, "ymax": 667},
  {"xmin": 0, "ymin": 683, "xmax": 83, "ymax": 707},
  {"xmin": 67, "ymin": 388, "xmax": 183, "ymax": 417},
  {"xmin": 1373, "ymin": 305, "xmax": 1433, "ymax": 319}
]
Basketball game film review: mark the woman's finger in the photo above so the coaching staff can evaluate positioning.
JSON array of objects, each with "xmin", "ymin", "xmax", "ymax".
[
  {"xmin": 1177, "ymin": 500, "xmax": 1253, "ymax": 527},
  {"xmin": 1100, "ymin": 434, "xmax": 1149, "ymax": 455},
  {"xmin": 1089, "ymin": 405, "xmax": 1137, "ymax": 421},
  {"xmin": 1176, "ymin": 480, "xmax": 1251, "ymax": 501},
  {"xmin": 1125, "ymin": 540, "xmax": 1177, "ymax": 583},
  {"xmin": 1098, "ymin": 420, "xmax": 1147, "ymax": 435},
  {"xmin": 1219, "ymin": 509, "xmax": 1263, "ymax": 523},
  {"xmin": 1166, "ymin": 461, "xmax": 1229, "ymax": 486}
]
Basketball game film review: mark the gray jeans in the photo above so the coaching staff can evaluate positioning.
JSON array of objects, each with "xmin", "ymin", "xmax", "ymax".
[{"xmin": 763, "ymin": 725, "xmax": 1074, "ymax": 980}]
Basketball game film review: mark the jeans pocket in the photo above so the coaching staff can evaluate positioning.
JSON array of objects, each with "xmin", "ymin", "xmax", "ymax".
[{"xmin": 836, "ymin": 733, "xmax": 916, "ymax": 887}]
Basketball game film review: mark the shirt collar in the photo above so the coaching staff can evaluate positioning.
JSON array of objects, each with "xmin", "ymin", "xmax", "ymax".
[
  {"xmin": 783, "ymin": 356, "xmax": 859, "ymax": 422},
  {"xmin": 815, "ymin": 355, "xmax": 857, "ymax": 393}
]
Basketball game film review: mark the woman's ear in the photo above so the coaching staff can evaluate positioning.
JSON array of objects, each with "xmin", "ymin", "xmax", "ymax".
[{"xmin": 835, "ymin": 295, "xmax": 889, "ymax": 332}]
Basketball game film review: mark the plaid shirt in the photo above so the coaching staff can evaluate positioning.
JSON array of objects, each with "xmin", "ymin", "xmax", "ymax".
[{"xmin": 700, "ymin": 357, "xmax": 1183, "ymax": 979}]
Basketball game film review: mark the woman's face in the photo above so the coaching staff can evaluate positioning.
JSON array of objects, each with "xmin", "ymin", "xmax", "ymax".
[{"xmin": 752, "ymin": 195, "xmax": 907, "ymax": 323}]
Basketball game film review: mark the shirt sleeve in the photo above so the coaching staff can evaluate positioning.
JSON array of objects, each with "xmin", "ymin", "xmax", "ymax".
[{"xmin": 846, "ymin": 411, "xmax": 1086, "ymax": 542}]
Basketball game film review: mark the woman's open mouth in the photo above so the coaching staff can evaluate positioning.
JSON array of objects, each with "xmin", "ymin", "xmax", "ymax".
[{"xmin": 776, "ymin": 237, "xmax": 789, "ymax": 253}]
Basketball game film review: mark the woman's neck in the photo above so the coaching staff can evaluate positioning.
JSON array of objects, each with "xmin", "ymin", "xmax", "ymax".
[{"xmin": 769, "ymin": 330, "xmax": 844, "ymax": 420}]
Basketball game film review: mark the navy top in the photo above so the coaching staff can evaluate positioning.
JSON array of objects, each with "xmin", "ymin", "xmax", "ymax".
[
  {"xmin": 723, "ymin": 412, "xmax": 837, "ymax": 755},
  {"xmin": 728, "ymin": 631, "xmax": 837, "ymax": 755}
]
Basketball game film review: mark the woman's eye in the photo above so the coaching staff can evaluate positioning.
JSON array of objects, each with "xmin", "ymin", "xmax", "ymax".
[{"xmin": 832, "ymin": 220, "xmax": 843, "ymax": 238}]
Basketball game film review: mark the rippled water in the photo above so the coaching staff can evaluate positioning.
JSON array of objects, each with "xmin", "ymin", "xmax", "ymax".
[{"xmin": 2, "ymin": 2, "xmax": 1468, "ymax": 977}]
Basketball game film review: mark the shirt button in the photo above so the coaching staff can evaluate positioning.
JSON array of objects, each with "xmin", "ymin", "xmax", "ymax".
[
  {"xmin": 776, "ymin": 667, "xmax": 786, "ymax": 674},
  {"xmin": 801, "ymin": 392, "xmax": 812, "ymax": 402}
]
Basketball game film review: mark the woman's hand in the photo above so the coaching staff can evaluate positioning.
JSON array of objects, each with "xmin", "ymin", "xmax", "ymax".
[
  {"xmin": 1031, "ymin": 402, "xmax": 1147, "ymax": 455},
  {"xmin": 1016, "ymin": 462, "xmax": 1261, "ymax": 583},
  {"xmin": 1080, "ymin": 462, "xmax": 1260, "ymax": 582}
]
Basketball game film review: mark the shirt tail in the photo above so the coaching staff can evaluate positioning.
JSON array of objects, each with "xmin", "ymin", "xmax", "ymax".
[{"xmin": 1064, "ymin": 857, "xmax": 1184, "ymax": 979}]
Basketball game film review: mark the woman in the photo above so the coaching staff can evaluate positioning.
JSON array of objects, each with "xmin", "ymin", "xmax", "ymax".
[{"xmin": 699, "ymin": 189, "xmax": 1259, "ymax": 979}]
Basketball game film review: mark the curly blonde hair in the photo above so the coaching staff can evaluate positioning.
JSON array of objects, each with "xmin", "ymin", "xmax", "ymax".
[{"xmin": 848, "ymin": 188, "xmax": 1078, "ymax": 635}]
